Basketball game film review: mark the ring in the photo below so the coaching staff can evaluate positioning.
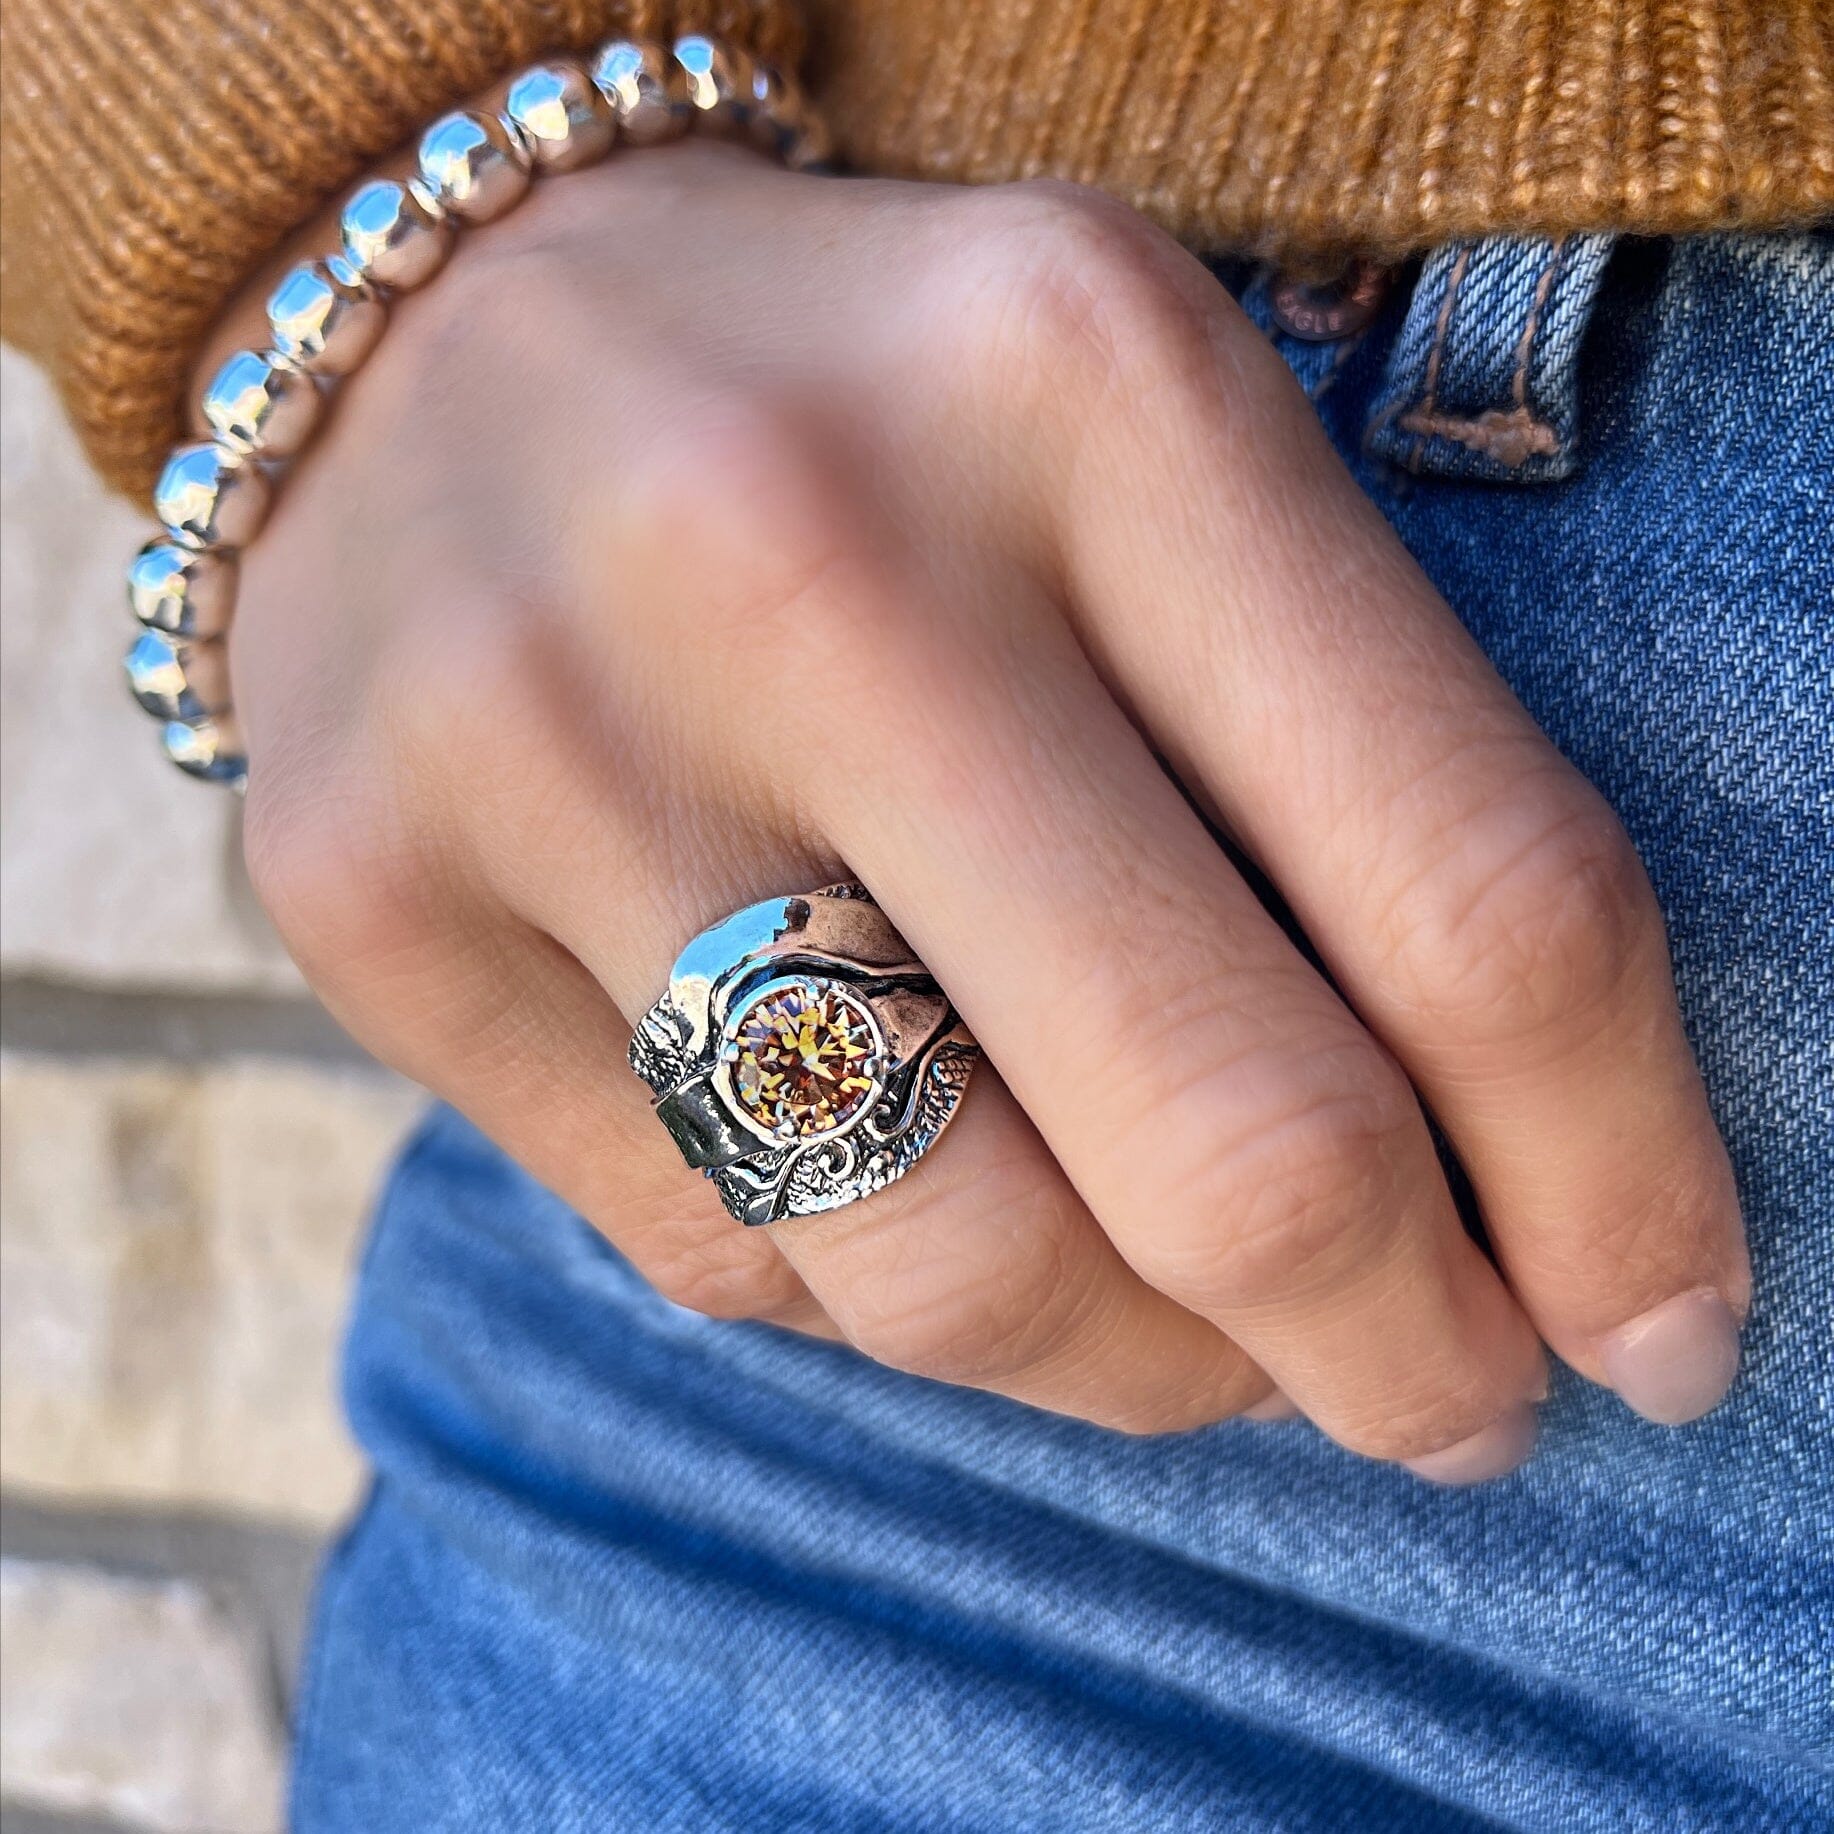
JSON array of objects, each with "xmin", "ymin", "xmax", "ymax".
[{"xmin": 630, "ymin": 884, "xmax": 980, "ymax": 1225}]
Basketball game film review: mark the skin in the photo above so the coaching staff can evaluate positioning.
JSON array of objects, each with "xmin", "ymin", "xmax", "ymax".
[{"xmin": 216, "ymin": 140, "xmax": 1749, "ymax": 1470}]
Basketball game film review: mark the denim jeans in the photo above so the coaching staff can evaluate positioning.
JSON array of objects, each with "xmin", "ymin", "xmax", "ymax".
[{"xmin": 293, "ymin": 233, "xmax": 1834, "ymax": 1831}]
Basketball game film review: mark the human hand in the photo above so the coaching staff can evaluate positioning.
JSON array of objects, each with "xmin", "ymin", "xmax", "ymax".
[{"xmin": 226, "ymin": 141, "xmax": 1747, "ymax": 1475}]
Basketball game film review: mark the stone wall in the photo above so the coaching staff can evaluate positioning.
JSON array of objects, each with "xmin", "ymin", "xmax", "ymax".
[{"xmin": 2, "ymin": 349, "xmax": 427, "ymax": 1833}]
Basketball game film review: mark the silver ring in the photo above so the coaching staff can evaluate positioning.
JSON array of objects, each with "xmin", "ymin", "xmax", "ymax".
[{"xmin": 630, "ymin": 884, "xmax": 979, "ymax": 1225}]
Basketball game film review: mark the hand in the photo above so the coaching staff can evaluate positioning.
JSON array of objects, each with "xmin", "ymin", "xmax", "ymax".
[{"xmin": 228, "ymin": 141, "xmax": 1747, "ymax": 1473}]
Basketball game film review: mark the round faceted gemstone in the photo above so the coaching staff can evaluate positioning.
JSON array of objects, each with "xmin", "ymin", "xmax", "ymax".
[{"xmin": 727, "ymin": 981, "xmax": 879, "ymax": 1139}]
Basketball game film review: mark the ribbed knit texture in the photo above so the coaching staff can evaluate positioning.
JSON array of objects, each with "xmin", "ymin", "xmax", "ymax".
[
  {"xmin": 3, "ymin": 0, "xmax": 1831, "ymax": 496},
  {"xmin": 807, "ymin": 0, "xmax": 1834, "ymax": 253}
]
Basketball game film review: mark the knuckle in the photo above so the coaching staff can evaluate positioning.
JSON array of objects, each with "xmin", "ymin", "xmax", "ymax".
[
  {"xmin": 1383, "ymin": 771, "xmax": 1665, "ymax": 1045},
  {"xmin": 386, "ymin": 613, "xmax": 601, "ymax": 851},
  {"xmin": 243, "ymin": 783, "xmax": 431, "ymax": 982},
  {"xmin": 1127, "ymin": 1027, "xmax": 1423, "ymax": 1313},
  {"xmin": 958, "ymin": 180, "xmax": 1221, "ymax": 398},
  {"xmin": 620, "ymin": 397, "xmax": 876, "ymax": 663},
  {"xmin": 1336, "ymin": 1388, "xmax": 1504, "ymax": 1464},
  {"xmin": 388, "ymin": 607, "xmax": 545, "ymax": 776},
  {"xmin": 641, "ymin": 1232, "xmax": 808, "ymax": 1324},
  {"xmin": 1516, "ymin": 1148, "xmax": 1738, "ymax": 1305},
  {"xmin": 841, "ymin": 1180, "xmax": 1097, "ymax": 1390},
  {"xmin": 1094, "ymin": 1373, "xmax": 1260, "ymax": 1438}
]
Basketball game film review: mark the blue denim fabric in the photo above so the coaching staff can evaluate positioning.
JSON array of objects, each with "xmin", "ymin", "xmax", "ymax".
[{"xmin": 293, "ymin": 234, "xmax": 1834, "ymax": 1832}]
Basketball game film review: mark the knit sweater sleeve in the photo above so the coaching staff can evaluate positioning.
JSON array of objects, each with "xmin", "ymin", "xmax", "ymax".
[{"xmin": 0, "ymin": 1, "xmax": 804, "ymax": 497}]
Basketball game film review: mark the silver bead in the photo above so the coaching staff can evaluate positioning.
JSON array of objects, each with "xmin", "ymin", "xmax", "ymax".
[
  {"xmin": 341, "ymin": 178, "xmax": 454, "ymax": 290},
  {"xmin": 163, "ymin": 713, "xmax": 248, "ymax": 790},
  {"xmin": 124, "ymin": 629, "xmax": 232, "ymax": 720},
  {"xmin": 592, "ymin": 40, "xmax": 688, "ymax": 146},
  {"xmin": 153, "ymin": 442, "xmax": 271, "ymax": 550},
  {"xmin": 746, "ymin": 63, "xmax": 791, "ymax": 154},
  {"xmin": 673, "ymin": 35, "xmax": 748, "ymax": 135},
  {"xmin": 202, "ymin": 348, "xmax": 322, "ymax": 457},
  {"xmin": 418, "ymin": 110, "xmax": 532, "ymax": 221},
  {"xmin": 127, "ymin": 539, "xmax": 237, "ymax": 639},
  {"xmin": 758, "ymin": 69, "xmax": 830, "ymax": 168},
  {"xmin": 505, "ymin": 62, "xmax": 615, "ymax": 171},
  {"xmin": 268, "ymin": 257, "xmax": 386, "ymax": 375}
]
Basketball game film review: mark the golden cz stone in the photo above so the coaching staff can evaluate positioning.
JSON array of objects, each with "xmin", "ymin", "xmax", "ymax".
[{"xmin": 727, "ymin": 983, "xmax": 879, "ymax": 1139}]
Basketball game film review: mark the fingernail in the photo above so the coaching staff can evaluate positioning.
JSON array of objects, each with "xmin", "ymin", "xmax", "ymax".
[
  {"xmin": 1243, "ymin": 1390, "xmax": 1300, "ymax": 1422},
  {"xmin": 1402, "ymin": 1402, "xmax": 1537, "ymax": 1485},
  {"xmin": 1600, "ymin": 1288, "xmax": 1741, "ymax": 1426}
]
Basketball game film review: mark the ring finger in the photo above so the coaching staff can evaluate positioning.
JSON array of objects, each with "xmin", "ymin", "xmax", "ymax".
[{"xmin": 243, "ymin": 770, "xmax": 827, "ymax": 1333}]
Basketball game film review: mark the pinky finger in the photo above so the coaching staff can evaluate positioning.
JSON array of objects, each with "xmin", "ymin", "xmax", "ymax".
[{"xmin": 254, "ymin": 823, "xmax": 829, "ymax": 1333}]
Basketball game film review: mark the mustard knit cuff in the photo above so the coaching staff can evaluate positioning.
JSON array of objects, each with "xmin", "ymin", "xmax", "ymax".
[{"xmin": 806, "ymin": 0, "xmax": 1834, "ymax": 266}]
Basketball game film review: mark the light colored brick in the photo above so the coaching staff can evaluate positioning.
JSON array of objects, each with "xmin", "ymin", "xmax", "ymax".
[
  {"xmin": 1, "ymin": 1053, "xmax": 425, "ymax": 1529},
  {"xmin": 0, "ymin": 1558, "xmax": 283, "ymax": 1832},
  {"xmin": 0, "ymin": 347, "xmax": 300, "ymax": 992}
]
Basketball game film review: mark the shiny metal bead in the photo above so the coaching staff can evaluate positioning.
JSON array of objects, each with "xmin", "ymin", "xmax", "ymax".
[
  {"xmin": 746, "ymin": 66, "xmax": 830, "ymax": 168},
  {"xmin": 341, "ymin": 178, "xmax": 454, "ymax": 290},
  {"xmin": 418, "ymin": 110, "xmax": 532, "ymax": 222},
  {"xmin": 505, "ymin": 62, "xmax": 615, "ymax": 171},
  {"xmin": 673, "ymin": 35, "xmax": 749, "ymax": 135},
  {"xmin": 153, "ymin": 442, "xmax": 272, "ymax": 550},
  {"xmin": 202, "ymin": 348, "xmax": 322, "ymax": 457},
  {"xmin": 124, "ymin": 629, "xmax": 232, "ymax": 720},
  {"xmin": 163, "ymin": 713, "xmax": 248, "ymax": 790},
  {"xmin": 745, "ymin": 64, "xmax": 791, "ymax": 154},
  {"xmin": 127, "ymin": 540, "xmax": 237, "ymax": 639},
  {"xmin": 592, "ymin": 40, "xmax": 688, "ymax": 146},
  {"xmin": 267, "ymin": 257, "xmax": 386, "ymax": 376}
]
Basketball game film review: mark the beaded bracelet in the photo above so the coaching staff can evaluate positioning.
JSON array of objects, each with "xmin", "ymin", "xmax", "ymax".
[{"xmin": 122, "ymin": 34, "xmax": 828, "ymax": 793}]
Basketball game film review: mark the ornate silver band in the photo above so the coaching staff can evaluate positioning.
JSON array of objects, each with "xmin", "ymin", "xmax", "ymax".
[{"xmin": 630, "ymin": 885, "xmax": 979, "ymax": 1226}]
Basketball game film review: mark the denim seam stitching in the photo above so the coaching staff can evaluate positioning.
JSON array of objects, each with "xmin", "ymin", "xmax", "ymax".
[
  {"xmin": 1407, "ymin": 242, "xmax": 1472, "ymax": 471},
  {"xmin": 1361, "ymin": 242, "xmax": 1468, "ymax": 472},
  {"xmin": 1394, "ymin": 238, "xmax": 1567, "ymax": 470}
]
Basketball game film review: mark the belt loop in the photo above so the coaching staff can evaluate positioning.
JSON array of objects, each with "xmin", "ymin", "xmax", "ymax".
[{"xmin": 1366, "ymin": 234, "xmax": 1616, "ymax": 482}]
